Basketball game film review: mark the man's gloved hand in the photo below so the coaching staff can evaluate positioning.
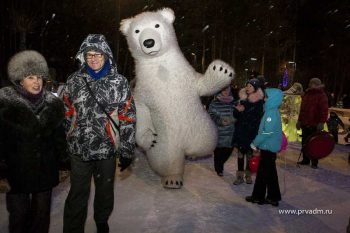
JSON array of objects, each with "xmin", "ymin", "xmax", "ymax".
[
  {"xmin": 59, "ymin": 158, "xmax": 71, "ymax": 171},
  {"xmin": 118, "ymin": 156, "xmax": 133, "ymax": 172},
  {"xmin": 317, "ymin": 123, "xmax": 324, "ymax": 131},
  {"xmin": 296, "ymin": 121, "xmax": 301, "ymax": 130}
]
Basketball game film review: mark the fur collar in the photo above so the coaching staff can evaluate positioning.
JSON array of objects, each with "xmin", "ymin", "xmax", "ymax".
[
  {"xmin": 238, "ymin": 88, "xmax": 265, "ymax": 103},
  {"xmin": 0, "ymin": 87, "xmax": 64, "ymax": 133}
]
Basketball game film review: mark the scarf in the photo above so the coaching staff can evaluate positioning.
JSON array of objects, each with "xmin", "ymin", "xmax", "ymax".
[
  {"xmin": 15, "ymin": 84, "xmax": 45, "ymax": 113},
  {"xmin": 85, "ymin": 60, "xmax": 110, "ymax": 81},
  {"xmin": 216, "ymin": 93, "xmax": 234, "ymax": 103}
]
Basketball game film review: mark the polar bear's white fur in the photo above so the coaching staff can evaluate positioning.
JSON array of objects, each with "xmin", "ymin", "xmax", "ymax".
[{"xmin": 120, "ymin": 8, "xmax": 234, "ymax": 188}]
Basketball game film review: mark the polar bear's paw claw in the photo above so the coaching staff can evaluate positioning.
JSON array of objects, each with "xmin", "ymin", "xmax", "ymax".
[
  {"xmin": 150, "ymin": 140, "xmax": 157, "ymax": 148},
  {"xmin": 161, "ymin": 175, "xmax": 183, "ymax": 189},
  {"xmin": 141, "ymin": 131, "xmax": 157, "ymax": 150}
]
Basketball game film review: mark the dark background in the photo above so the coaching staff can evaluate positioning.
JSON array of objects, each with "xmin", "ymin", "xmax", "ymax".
[{"xmin": 0, "ymin": 0, "xmax": 349, "ymax": 100}]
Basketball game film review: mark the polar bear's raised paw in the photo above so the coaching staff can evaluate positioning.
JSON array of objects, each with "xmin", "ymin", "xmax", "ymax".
[
  {"xmin": 204, "ymin": 60, "xmax": 235, "ymax": 89},
  {"xmin": 208, "ymin": 60, "xmax": 234, "ymax": 80}
]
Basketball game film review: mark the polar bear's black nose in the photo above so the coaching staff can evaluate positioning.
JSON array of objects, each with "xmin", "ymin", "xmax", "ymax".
[{"xmin": 143, "ymin": 39, "xmax": 155, "ymax": 48}]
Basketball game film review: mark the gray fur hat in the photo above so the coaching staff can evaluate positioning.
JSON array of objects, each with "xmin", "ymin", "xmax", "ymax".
[{"xmin": 7, "ymin": 50, "xmax": 49, "ymax": 83}]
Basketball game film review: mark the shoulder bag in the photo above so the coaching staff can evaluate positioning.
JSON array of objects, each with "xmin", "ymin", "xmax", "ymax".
[{"xmin": 81, "ymin": 77, "xmax": 120, "ymax": 150}]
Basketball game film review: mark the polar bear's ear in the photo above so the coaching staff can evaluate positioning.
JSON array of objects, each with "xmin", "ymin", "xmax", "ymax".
[
  {"xmin": 158, "ymin": 8, "xmax": 175, "ymax": 24},
  {"xmin": 120, "ymin": 18, "xmax": 132, "ymax": 36}
]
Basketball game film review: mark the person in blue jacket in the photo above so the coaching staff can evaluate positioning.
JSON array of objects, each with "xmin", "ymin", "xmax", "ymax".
[
  {"xmin": 245, "ymin": 88, "xmax": 283, "ymax": 207},
  {"xmin": 208, "ymin": 86, "xmax": 236, "ymax": 176}
]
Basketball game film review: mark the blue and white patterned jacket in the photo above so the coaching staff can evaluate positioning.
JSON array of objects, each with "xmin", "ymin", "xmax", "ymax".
[{"xmin": 62, "ymin": 34, "xmax": 136, "ymax": 161}]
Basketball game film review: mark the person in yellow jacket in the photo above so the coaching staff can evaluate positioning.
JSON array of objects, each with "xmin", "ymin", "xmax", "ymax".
[{"xmin": 280, "ymin": 82, "xmax": 303, "ymax": 142}]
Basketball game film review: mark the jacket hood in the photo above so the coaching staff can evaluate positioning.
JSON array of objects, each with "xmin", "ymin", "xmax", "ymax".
[
  {"xmin": 265, "ymin": 88, "xmax": 283, "ymax": 110},
  {"xmin": 75, "ymin": 34, "xmax": 116, "ymax": 67},
  {"xmin": 284, "ymin": 82, "xmax": 304, "ymax": 95},
  {"xmin": 7, "ymin": 50, "xmax": 49, "ymax": 83}
]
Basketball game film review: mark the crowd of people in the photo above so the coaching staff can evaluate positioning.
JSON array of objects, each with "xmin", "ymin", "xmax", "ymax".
[
  {"xmin": 207, "ymin": 72, "xmax": 341, "ymax": 208},
  {"xmin": 0, "ymin": 33, "xmax": 346, "ymax": 232}
]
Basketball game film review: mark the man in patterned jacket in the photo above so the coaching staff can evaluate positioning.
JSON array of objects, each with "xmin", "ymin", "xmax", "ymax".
[{"xmin": 62, "ymin": 34, "xmax": 136, "ymax": 233}]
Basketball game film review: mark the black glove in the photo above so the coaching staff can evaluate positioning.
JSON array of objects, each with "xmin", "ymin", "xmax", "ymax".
[
  {"xmin": 118, "ymin": 156, "xmax": 133, "ymax": 172},
  {"xmin": 59, "ymin": 158, "xmax": 71, "ymax": 171}
]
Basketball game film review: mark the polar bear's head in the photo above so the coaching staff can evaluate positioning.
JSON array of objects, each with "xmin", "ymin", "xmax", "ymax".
[{"xmin": 120, "ymin": 8, "xmax": 178, "ymax": 59}]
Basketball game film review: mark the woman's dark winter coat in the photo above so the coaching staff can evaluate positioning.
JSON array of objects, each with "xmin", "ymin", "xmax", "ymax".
[
  {"xmin": 233, "ymin": 88, "xmax": 264, "ymax": 154},
  {"xmin": 0, "ymin": 87, "xmax": 67, "ymax": 193}
]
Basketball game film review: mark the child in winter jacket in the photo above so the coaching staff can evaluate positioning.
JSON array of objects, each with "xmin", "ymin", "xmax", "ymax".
[
  {"xmin": 326, "ymin": 111, "xmax": 345, "ymax": 143},
  {"xmin": 245, "ymin": 88, "xmax": 283, "ymax": 207},
  {"xmin": 208, "ymin": 86, "xmax": 236, "ymax": 176},
  {"xmin": 232, "ymin": 78, "xmax": 265, "ymax": 185}
]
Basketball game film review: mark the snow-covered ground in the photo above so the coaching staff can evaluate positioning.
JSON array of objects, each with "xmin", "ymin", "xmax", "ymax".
[{"xmin": 1, "ymin": 142, "xmax": 349, "ymax": 233}]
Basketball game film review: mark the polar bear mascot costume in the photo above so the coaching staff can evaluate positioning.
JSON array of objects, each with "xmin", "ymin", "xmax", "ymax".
[{"xmin": 120, "ymin": 8, "xmax": 234, "ymax": 188}]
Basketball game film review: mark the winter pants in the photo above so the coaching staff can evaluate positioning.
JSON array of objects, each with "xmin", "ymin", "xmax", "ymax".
[
  {"xmin": 63, "ymin": 155, "xmax": 116, "ymax": 233},
  {"xmin": 329, "ymin": 130, "xmax": 339, "ymax": 143},
  {"xmin": 237, "ymin": 149, "xmax": 252, "ymax": 171},
  {"xmin": 213, "ymin": 147, "xmax": 232, "ymax": 173},
  {"xmin": 301, "ymin": 126, "xmax": 319, "ymax": 166},
  {"xmin": 6, "ymin": 189, "xmax": 52, "ymax": 233},
  {"xmin": 251, "ymin": 150, "xmax": 281, "ymax": 201}
]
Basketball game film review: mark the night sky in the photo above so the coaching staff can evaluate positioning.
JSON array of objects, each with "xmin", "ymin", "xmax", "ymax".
[{"xmin": 0, "ymin": 0, "xmax": 349, "ymax": 98}]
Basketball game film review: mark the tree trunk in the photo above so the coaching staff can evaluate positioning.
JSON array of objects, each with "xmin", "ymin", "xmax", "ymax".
[{"xmin": 19, "ymin": 31, "xmax": 26, "ymax": 50}]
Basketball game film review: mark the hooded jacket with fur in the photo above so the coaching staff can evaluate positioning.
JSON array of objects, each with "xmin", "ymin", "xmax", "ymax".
[
  {"xmin": 252, "ymin": 88, "xmax": 283, "ymax": 153},
  {"xmin": 0, "ymin": 87, "xmax": 66, "ymax": 193},
  {"xmin": 62, "ymin": 34, "xmax": 136, "ymax": 161},
  {"xmin": 233, "ymin": 88, "xmax": 265, "ymax": 153}
]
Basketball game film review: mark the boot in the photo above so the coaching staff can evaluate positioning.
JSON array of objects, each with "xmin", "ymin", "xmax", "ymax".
[
  {"xmin": 233, "ymin": 171, "xmax": 244, "ymax": 185},
  {"xmin": 96, "ymin": 222, "xmax": 109, "ymax": 233},
  {"xmin": 245, "ymin": 170, "xmax": 252, "ymax": 184}
]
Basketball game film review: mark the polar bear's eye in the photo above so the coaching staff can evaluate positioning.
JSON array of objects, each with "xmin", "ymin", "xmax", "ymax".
[
  {"xmin": 135, "ymin": 29, "xmax": 140, "ymax": 33},
  {"xmin": 155, "ymin": 24, "xmax": 160, "ymax": 28}
]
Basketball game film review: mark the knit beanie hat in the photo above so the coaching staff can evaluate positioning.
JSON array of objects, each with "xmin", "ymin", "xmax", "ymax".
[
  {"xmin": 246, "ymin": 78, "xmax": 262, "ymax": 91},
  {"xmin": 309, "ymin": 78, "xmax": 323, "ymax": 87},
  {"xmin": 7, "ymin": 50, "xmax": 49, "ymax": 83}
]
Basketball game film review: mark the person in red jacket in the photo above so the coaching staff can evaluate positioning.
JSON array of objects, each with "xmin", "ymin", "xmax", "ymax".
[{"xmin": 296, "ymin": 78, "xmax": 329, "ymax": 168}]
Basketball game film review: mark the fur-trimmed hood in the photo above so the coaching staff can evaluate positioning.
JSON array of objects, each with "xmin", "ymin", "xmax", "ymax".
[
  {"xmin": 238, "ymin": 88, "xmax": 265, "ymax": 103},
  {"xmin": 7, "ymin": 50, "xmax": 49, "ymax": 83}
]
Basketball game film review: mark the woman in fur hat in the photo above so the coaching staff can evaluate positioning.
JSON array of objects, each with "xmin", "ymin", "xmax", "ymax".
[
  {"xmin": 0, "ymin": 50, "xmax": 67, "ymax": 233},
  {"xmin": 232, "ymin": 78, "xmax": 265, "ymax": 185}
]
